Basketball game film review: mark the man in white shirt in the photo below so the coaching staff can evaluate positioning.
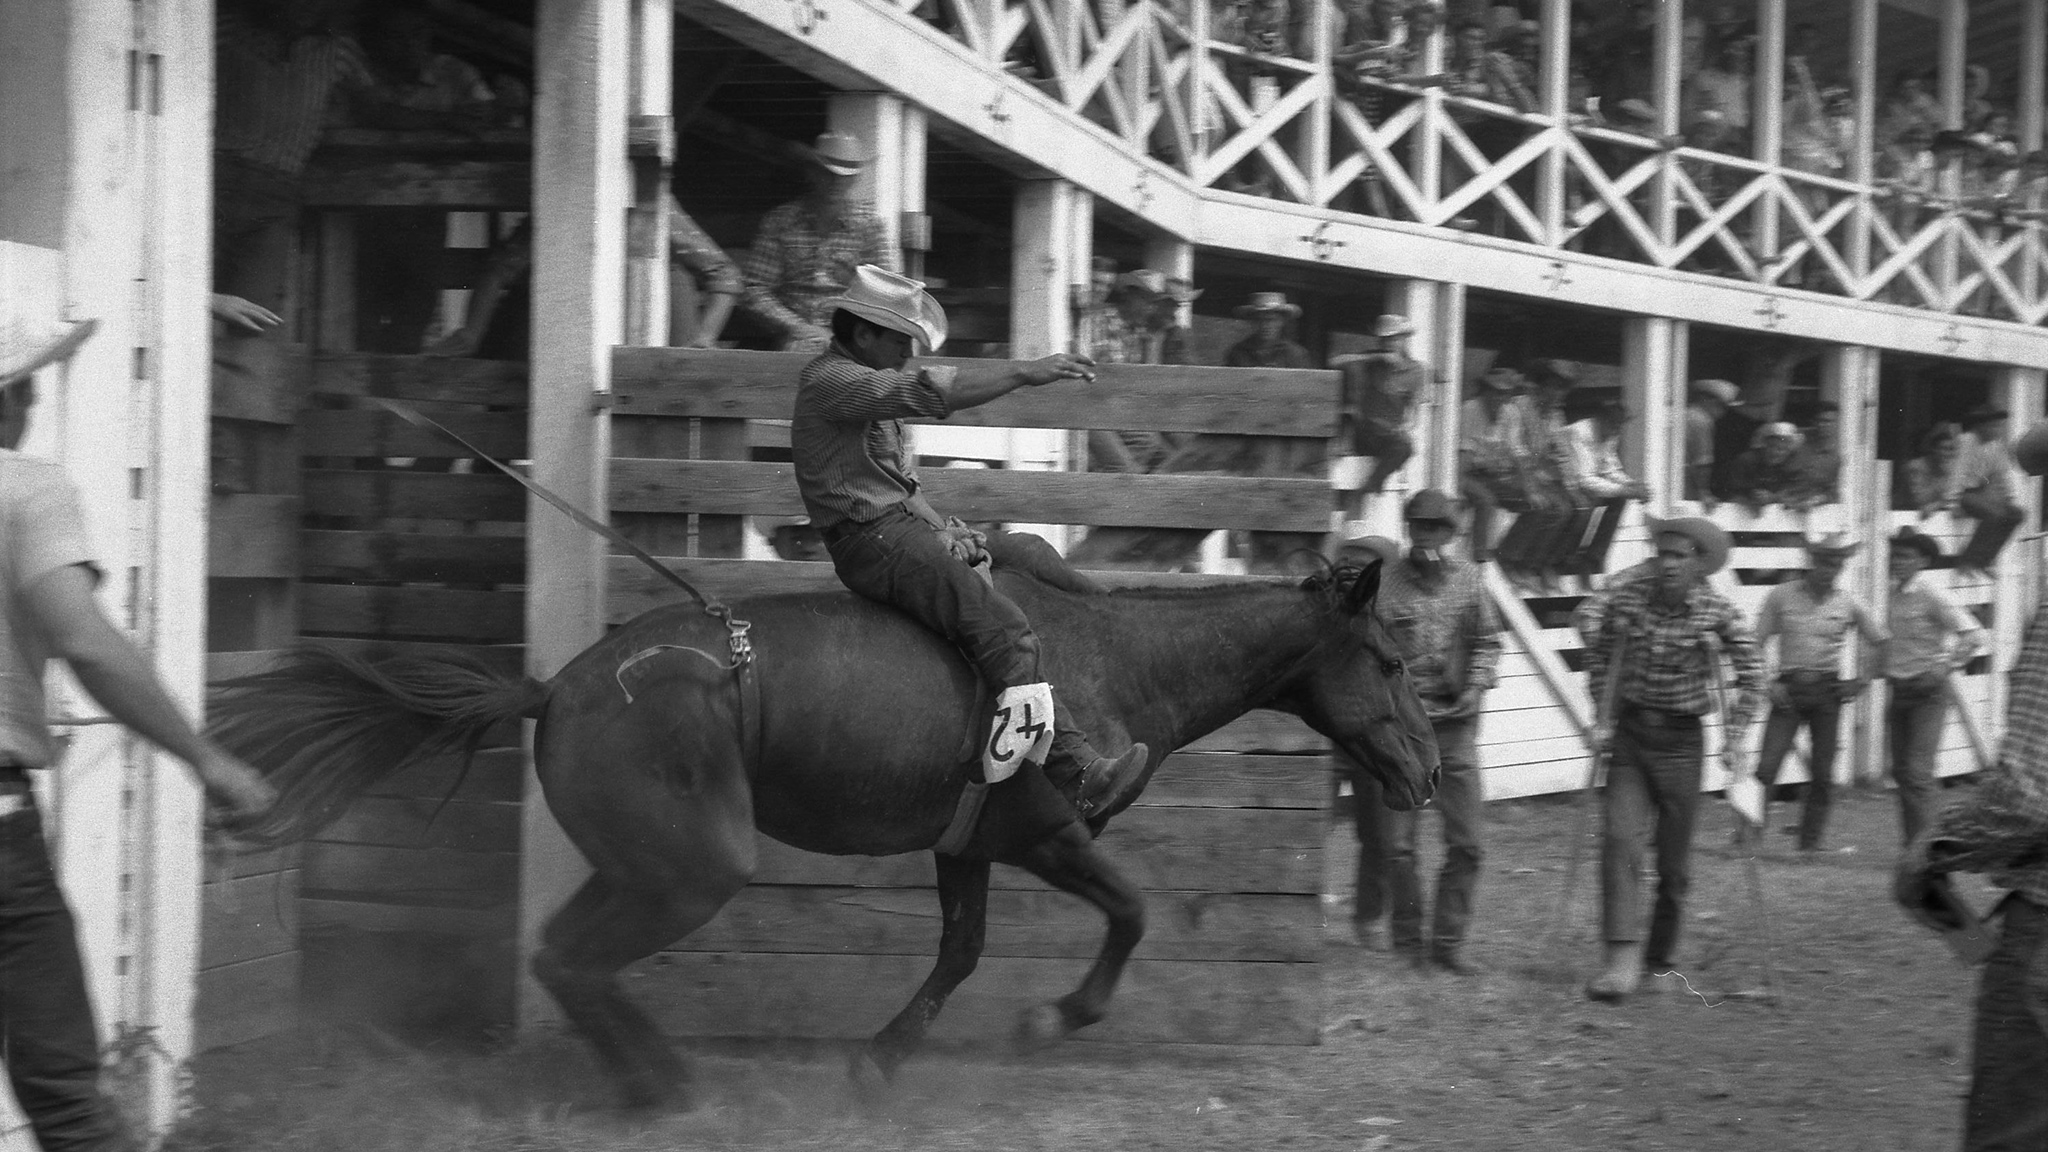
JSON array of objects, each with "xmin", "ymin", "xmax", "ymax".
[
  {"xmin": 1884, "ymin": 528, "xmax": 1987, "ymax": 845},
  {"xmin": 1954, "ymin": 403, "xmax": 2023, "ymax": 577},
  {"xmin": 1559, "ymin": 398, "xmax": 1649, "ymax": 586}
]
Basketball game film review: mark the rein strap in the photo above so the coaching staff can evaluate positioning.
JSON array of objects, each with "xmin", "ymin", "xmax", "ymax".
[{"xmin": 373, "ymin": 398, "xmax": 712, "ymax": 606}]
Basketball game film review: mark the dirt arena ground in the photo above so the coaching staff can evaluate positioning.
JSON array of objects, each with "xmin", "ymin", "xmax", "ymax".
[{"xmin": 166, "ymin": 784, "xmax": 1994, "ymax": 1152}]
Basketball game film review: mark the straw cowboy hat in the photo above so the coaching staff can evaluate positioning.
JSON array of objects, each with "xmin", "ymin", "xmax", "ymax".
[
  {"xmin": 809, "ymin": 131, "xmax": 870, "ymax": 176},
  {"xmin": 1645, "ymin": 515, "xmax": 1732, "ymax": 574},
  {"xmin": 1803, "ymin": 530, "xmax": 1861, "ymax": 559},
  {"xmin": 1113, "ymin": 269, "xmax": 1202, "ymax": 303},
  {"xmin": 823, "ymin": 265, "xmax": 948, "ymax": 352},
  {"xmin": 1373, "ymin": 313, "xmax": 1415, "ymax": 338},
  {"xmin": 1337, "ymin": 534, "xmax": 1401, "ymax": 567},
  {"xmin": 1690, "ymin": 378, "xmax": 1739, "ymax": 406},
  {"xmin": 0, "ymin": 317, "xmax": 98, "ymax": 387},
  {"xmin": 1235, "ymin": 291, "xmax": 1301, "ymax": 319}
]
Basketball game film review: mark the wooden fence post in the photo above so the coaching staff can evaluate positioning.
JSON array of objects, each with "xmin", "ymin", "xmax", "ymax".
[{"xmin": 523, "ymin": 0, "xmax": 630, "ymax": 1025}]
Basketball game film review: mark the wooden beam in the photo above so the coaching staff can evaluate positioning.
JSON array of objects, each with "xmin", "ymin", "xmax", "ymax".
[
  {"xmin": 298, "ymin": 159, "xmax": 531, "ymax": 209},
  {"xmin": 1192, "ymin": 196, "xmax": 2048, "ymax": 370},
  {"xmin": 525, "ymin": 0, "xmax": 628, "ymax": 1025},
  {"xmin": 609, "ymin": 459, "xmax": 1336, "ymax": 530},
  {"xmin": 609, "ymin": 349, "xmax": 1338, "ymax": 433}
]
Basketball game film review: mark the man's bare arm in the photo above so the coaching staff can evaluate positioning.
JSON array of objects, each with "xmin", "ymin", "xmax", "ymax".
[{"xmin": 23, "ymin": 565, "xmax": 275, "ymax": 822}]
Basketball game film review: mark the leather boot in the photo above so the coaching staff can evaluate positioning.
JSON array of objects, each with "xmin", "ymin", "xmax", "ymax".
[
  {"xmin": 1584, "ymin": 941, "xmax": 1645, "ymax": 1003},
  {"xmin": 1043, "ymin": 732, "xmax": 1150, "ymax": 820}
]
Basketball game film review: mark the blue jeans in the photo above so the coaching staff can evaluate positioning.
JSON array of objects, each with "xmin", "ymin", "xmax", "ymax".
[
  {"xmin": 1754, "ymin": 677, "xmax": 1844, "ymax": 851},
  {"xmin": 1600, "ymin": 708, "xmax": 1704, "ymax": 968},
  {"xmin": 1965, "ymin": 895, "xmax": 2048, "ymax": 1152},
  {"xmin": 1885, "ymin": 675, "xmax": 1949, "ymax": 846},
  {"xmin": 826, "ymin": 505, "xmax": 1105, "ymax": 762},
  {"xmin": 1, "ymin": 782, "xmax": 130, "ymax": 1151},
  {"xmin": 1348, "ymin": 718, "xmax": 1482, "ymax": 953}
]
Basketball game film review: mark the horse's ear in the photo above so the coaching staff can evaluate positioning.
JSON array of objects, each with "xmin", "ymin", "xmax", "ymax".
[{"xmin": 1344, "ymin": 558, "xmax": 1382, "ymax": 614}]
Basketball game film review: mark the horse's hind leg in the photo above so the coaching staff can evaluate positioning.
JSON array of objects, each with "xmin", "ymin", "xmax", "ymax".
[
  {"xmin": 856, "ymin": 854, "xmax": 991, "ymax": 1086},
  {"xmin": 532, "ymin": 869, "xmax": 747, "ymax": 1111},
  {"xmin": 1006, "ymin": 822, "xmax": 1146, "ymax": 1047}
]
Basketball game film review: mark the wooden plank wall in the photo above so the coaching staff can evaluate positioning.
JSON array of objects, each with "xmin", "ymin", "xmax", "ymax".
[
  {"xmin": 289, "ymin": 352, "xmax": 531, "ymax": 1037},
  {"xmin": 602, "ymin": 347, "xmax": 1338, "ymax": 1044}
]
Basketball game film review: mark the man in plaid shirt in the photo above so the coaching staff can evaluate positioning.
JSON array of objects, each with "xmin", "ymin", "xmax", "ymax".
[
  {"xmin": 741, "ymin": 132, "xmax": 896, "ymax": 353},
  {"xmin": 1896, "ymin": 424, "xmax": 2048, "ymax": 1151},
  {"xmin": 1575, "ymin": 517, "xmax": 1763, "ymax": 1002}
]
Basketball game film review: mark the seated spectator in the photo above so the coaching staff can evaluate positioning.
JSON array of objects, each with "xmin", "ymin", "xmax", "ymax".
[
  {"xmin": 357, "ymin": 7, "xmax": 499, "ymax": 129},
  {"xmin": 739, "ymin": 132, "xmax": 896, "ymax": 353},
  {"xmin": 1685, "ymin": 378, "xmax": 1739, "ymax": 506},
  {"xmin": 1226, "ymin": 292, "xmax": 1314, "ymax": 368},
  {"xmin": 1557, "ymin": 397, "xmax": 1649, "ymax": 584},
  {"xmin": 1878, "ymin": 69, "xmax": 1941, "ymax": 149},
  {"xmin": 1902, "ymin": 421, "xmax": 1966, "ymax": 516},
  {"xmin": 1445, "ymin": 16, "xmax": 1534, "ymax": 114},
  {"xmin": 1492, "ymin": 359, "xmax": 1577, "ymax": 593},
  {"xmin": 1800, "ymin": 401, "xmax": 1841, "ymax": 506},
  {"xmin": 1723, "ymin": 421, "xmax": 1815, "ymax": 514},
  {"xmin": 1953, "ymin": 403, "xmax": 2024, "ymax": 577},
  {"xmin": 1458, "ymin": 363, "xmax": 1528, "ymax": 563},
  {"xmin": 1332, "ymin": 313, "xmax": 1428, "ymax": 506}
]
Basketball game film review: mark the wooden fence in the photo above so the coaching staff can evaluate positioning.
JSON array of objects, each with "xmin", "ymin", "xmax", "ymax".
[
  {"xmin": 592, "ymin": 347, "xmax": 1340, "ymax": 1044},
  {"xmin": 289, "ymin": 352, "xmax": 531, "ymax": 1039}
]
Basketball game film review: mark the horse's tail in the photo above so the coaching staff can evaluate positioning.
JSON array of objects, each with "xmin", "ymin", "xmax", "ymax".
[{"xmin": 208, "ymin": 645, "xmax": 551, "ymax": 845}]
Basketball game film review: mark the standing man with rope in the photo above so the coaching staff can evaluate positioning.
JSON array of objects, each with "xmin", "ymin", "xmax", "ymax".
[
  {"xmin": 1575, "ymin": 517, "xmax": 1763, "ymax": 1002},
  {"xmin": 792, "ymin": 265, "xmax": 1149, "ymax": 845},
  {"xmin": 2, "ymin": 319, "xmax": 277, "ymax": 1151},
  {"xmin": 1895, "ymin": 421, "xmax": 2048, "ymax": 1151}
]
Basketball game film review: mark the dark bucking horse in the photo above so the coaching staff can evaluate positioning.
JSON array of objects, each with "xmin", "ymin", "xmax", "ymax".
[{"xmin": 211, "ymin": 560, "xmax": 1438, "ymax": 1110}]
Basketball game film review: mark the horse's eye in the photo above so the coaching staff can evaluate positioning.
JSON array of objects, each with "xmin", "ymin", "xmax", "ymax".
[{"xmin": 1382, "ymin": 659, "xmax": 1405, "ymax": 676}]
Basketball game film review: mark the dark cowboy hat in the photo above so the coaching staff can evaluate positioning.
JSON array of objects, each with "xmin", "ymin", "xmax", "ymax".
[
  {"xmin": 1403, "ymin": 487, "xmax": 1457, "ymax": 524},
  {"xmin": 1962, "ymin": 403, "xmax": 2009, "ymax": 427},
  {"xmin": 1235, "ymin": 291, "xmax": 1302, "ymax": 318},
  {"xmin": 1889, "ymin": 527, "xmax": 1942, "ymax": 563},
  {"xmin": 2016, "ymin": 419, "xmax": 2048, "ymax": 476},
  {"xmin": 808, "ymin": 131, "xmax": 869, "ymax": 176},
  {"xmin": 1645, "ymin": 515, "xmax": 1732, "ymax": 574}
]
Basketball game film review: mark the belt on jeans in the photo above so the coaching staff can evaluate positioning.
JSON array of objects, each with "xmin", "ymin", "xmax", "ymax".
[
  {"xmin": 1780, "ymin": 669, "xmax": 1837, "ymax": 686},
  {"xmin": 820, "ymin": 518, "xmax": 868, "ymax": 545},
  {"xmin": 1620, "ymin": 703, "xmax": 1702, "ymax": 728}
]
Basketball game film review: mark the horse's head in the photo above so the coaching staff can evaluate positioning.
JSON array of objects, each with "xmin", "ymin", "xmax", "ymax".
[{"xmin": 1286, "ymin": 561, "xmax": 1439, "ymax": 810}]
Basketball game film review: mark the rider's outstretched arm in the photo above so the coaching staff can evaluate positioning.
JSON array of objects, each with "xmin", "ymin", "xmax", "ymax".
[{"xmin": 927, "ymin": 352, "xmax": 1098, "ymax": 413}]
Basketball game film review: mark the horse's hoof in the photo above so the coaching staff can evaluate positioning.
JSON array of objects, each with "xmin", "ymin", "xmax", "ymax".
[{"xmin": 1013, "ymin": 1003, "xmax": 1068, "ymax": 1053}]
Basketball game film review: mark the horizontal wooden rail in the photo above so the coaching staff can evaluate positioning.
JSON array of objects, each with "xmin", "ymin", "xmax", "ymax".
[
  {"xmin": 300, "ymin": 409, "xmax": 529, "ymax": 459},
  {"xmin": 304, "ymin": 470, "xmax": 527, "ymax": 523},
  {"xmin": 609, "ymin": 458, "xmax": 1334, "ymax": 530},
  {"xmin": 303, "ymin": 529, "xmax": 525, "ymax": 586},
  {"xmin": 310, "ymin": 354, "xmax": 528, "ymax": 407},
  {"xmin": 610, "ymin": 347, "xmax": 1339, "ymax": 436},
  {"xmin": 604, "ymin": 555, "xmax": 1280, "ymax": 622},
  {"xmin": 299, "ymin": 159, "xmax": 531, "ymax": 209}
]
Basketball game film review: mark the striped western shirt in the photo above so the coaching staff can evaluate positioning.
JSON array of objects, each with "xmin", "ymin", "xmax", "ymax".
[
  {"xmin": 791, "ymin": 345, "xmax": 952, "ymax": 529},
  {"xmin": 215, "ymin": 14, "xmax": 373, "ymax": 178},
  {"xmin": 1578, "ymin": 577, "xmax": 1765, "ymax": 729},
  {"xmin": 1930, "ymin": 601, "xmax": 2048, "ymax": 903},
  {"xmin": 741, "ymin": 201, "xmax": 894, "ymax": 339}
]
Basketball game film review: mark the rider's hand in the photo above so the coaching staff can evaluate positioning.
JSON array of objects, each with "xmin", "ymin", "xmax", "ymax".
[
  {"xmin": 785, "ymin": 326, "xmax": 832, "ymax": 354},
  {"xmin": 211, "ymin": 293, "xmax": 282, "ymax": 334},
  {"xmin": 1022, "ymin": 351, "xmax": 1097, "ymax": 386}
]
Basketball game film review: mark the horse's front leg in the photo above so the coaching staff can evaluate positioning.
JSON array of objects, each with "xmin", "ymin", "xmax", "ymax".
[
  {"xmin": 1008, "ymin": 821, "xmax": 1146, "ymax": 1048},
  {"xmin": 853, "ymin": 852, "xmax": 990, "ymax": 1087}
]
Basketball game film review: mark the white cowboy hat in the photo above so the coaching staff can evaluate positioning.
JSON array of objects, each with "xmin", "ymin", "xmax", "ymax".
[
  {"xmin": 1689, "ymin": 378, "xmax": 1739, "ymax": 405},
  {"xmin": 1234, "ymin": 291, "xmax": 1301, "ymax": 319},
  {"xmin": 810, "ymin": 131, "xmax": 869, "ymax": 176},
  {"xmin": 823, "ymin": 265, "xmax": 948, "ymax": 352},
  {"xmin": 0, "ymin": 317, "xmax": 98, "ymax": 387}
]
